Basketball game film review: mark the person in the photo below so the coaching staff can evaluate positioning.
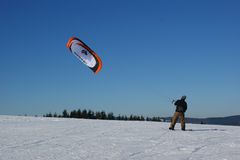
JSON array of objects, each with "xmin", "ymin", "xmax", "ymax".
[{"xmin": 169, "ymin": 95, "xmax": 187, "ymax": 131}]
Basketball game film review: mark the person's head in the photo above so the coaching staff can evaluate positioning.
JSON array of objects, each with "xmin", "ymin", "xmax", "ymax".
[{"xmin": 181, "ymin": 95, "xmax": 187, "ymax": 100}]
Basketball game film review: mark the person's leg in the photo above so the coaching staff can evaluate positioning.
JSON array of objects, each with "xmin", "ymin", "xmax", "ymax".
[
  {"xmin": 179, "ymin": 113, "xmax": 185, "ymax": 130},
  {"xmin": 169, "ymin": 112, "xmax": 179, "ymax": 130}
]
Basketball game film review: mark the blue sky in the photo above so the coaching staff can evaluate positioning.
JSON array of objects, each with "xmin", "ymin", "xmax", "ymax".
[{"xmin": 0, "ymin": 0, "xmax": 239, "ymax": 118}]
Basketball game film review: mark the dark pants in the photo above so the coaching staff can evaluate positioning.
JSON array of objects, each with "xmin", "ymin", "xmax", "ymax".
[{"xmin": 169, "ymin": 112, "xmax": 185, "ymax": 130}]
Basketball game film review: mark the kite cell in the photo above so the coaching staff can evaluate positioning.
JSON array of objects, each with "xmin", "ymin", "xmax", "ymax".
[{"xmin": 66, "ymin": 37, "xmax": 102, "ymax": 74}]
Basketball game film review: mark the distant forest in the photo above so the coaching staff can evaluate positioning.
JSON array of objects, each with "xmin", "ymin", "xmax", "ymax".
[{"xmin": 44, "ymin": 109, "xmax": 164, "ymax": 122}]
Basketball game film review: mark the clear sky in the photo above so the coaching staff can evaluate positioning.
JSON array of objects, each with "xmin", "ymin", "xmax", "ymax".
[{"xmin": 0, "ymin": 0, "xmax": 240, "ymax": 118}]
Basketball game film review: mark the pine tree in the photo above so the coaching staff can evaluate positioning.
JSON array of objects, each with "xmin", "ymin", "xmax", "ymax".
[
  {"xmin": 82, "ymin": 109, "xmax": 88, "ymax": 119},
  {"xmin": 130, "ymin": 115, "xmax": 134, "ymax": 121},
  {"xmin": 62, "ymin": 109, "xmax": 69, "ymax": 118},
  {"xmin": 88, "ymin": 110, "xmax": 95, "ymax": 119},
  {"xmin": 116, "ymin": 114, "xmax": 121, "ymax": 120},
  {"xmin": 100, "ymin": 111, "xmax": 106, "ymax": 119},
  {"xmin": 95, "ymin": 111, "xmax": 101, "ymax": 119},
  {"xmin": 140, "ymin": 115, "xmax": 145, "ymax": 121},
  {"xmin": 53, "ymin": 112, "xmax": 58, "ymax": 117},
  {"xmin": 48, "ymin": 112, "xmax": 53, "ymax": 117},
  {"xmin": 77, "ymin": 109, "xmax": 82, "ymax": 118},
  {"xmin": 70, "ymin": 110, "xmax": 77, "ymax": 118},
  {"xmin": 107, "ymin": 112, "xmax": 115, "ymax": 120}
]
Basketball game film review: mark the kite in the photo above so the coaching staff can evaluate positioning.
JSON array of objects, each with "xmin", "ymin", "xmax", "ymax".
[{"xmin": 66, "ymin": 37, "xmax": 102, "ymax": 74}]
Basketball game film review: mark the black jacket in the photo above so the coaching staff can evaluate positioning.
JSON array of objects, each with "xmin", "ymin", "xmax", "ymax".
[{"xmin": 174, "ymin": 99, "xmax": 187, "ymax": 113}]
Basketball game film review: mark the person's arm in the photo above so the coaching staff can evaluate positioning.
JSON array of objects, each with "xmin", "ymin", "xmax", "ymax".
[{"xmin": 174, "ymin": 100, "xmax": 179, "ymax": 106}]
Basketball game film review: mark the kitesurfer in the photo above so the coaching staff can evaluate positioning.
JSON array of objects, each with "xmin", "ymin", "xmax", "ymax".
[{"xmin": 169, "ymin": 95, "xmax": 187, "ymax": 131}]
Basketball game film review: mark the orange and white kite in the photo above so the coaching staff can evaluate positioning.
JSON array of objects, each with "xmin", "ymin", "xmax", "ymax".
[{"xmin": 66, "ymin": 37, "xmax": 102, "ymax": 74}]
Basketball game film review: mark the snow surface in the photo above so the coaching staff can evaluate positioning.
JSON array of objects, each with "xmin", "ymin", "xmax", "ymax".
[{"xmin": 0, "ymin": 116, "xmax": 240, "ymax": 160}]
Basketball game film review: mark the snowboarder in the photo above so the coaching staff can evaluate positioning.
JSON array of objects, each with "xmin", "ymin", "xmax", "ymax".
[{"xmin": 169, "ymin": 95, "xmax": 187, "ymax": 131}]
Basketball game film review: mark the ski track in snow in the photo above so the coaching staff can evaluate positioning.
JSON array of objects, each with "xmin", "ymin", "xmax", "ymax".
[{"xmin": 0, "ymin": 116, "xmax": 240, "ymax": 160}]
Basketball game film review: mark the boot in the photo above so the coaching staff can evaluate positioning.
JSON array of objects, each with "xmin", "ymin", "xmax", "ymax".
[{"xmin": 169, "ymin": 127, "xmax": 174, "ymax": 130}]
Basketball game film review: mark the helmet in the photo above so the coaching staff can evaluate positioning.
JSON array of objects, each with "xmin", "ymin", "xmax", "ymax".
[{"xmin": 181, "ymin": 95, "xmax": 187, "ymax": 100}]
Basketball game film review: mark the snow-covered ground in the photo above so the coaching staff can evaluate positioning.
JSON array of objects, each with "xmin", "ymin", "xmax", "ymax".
[{"xmin": 0, "ymin": 116, "xmax": 240, "ymax": 160}]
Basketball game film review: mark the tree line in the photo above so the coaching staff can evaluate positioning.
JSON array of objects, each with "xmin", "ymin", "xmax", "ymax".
[{"xmin": 44, "ymin": 109, "xmax": 164, "ymax": 122}]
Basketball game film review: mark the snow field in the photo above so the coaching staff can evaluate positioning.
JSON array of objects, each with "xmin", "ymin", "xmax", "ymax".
[{"xmin": 0, "ymin": 116, "xmax": 240, "ymax": 160}]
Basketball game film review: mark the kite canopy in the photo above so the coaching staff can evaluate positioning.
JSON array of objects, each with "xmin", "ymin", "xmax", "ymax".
[{"xmin": 66, "ymin": 37, "xmax": 102, "ymax": 74}]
